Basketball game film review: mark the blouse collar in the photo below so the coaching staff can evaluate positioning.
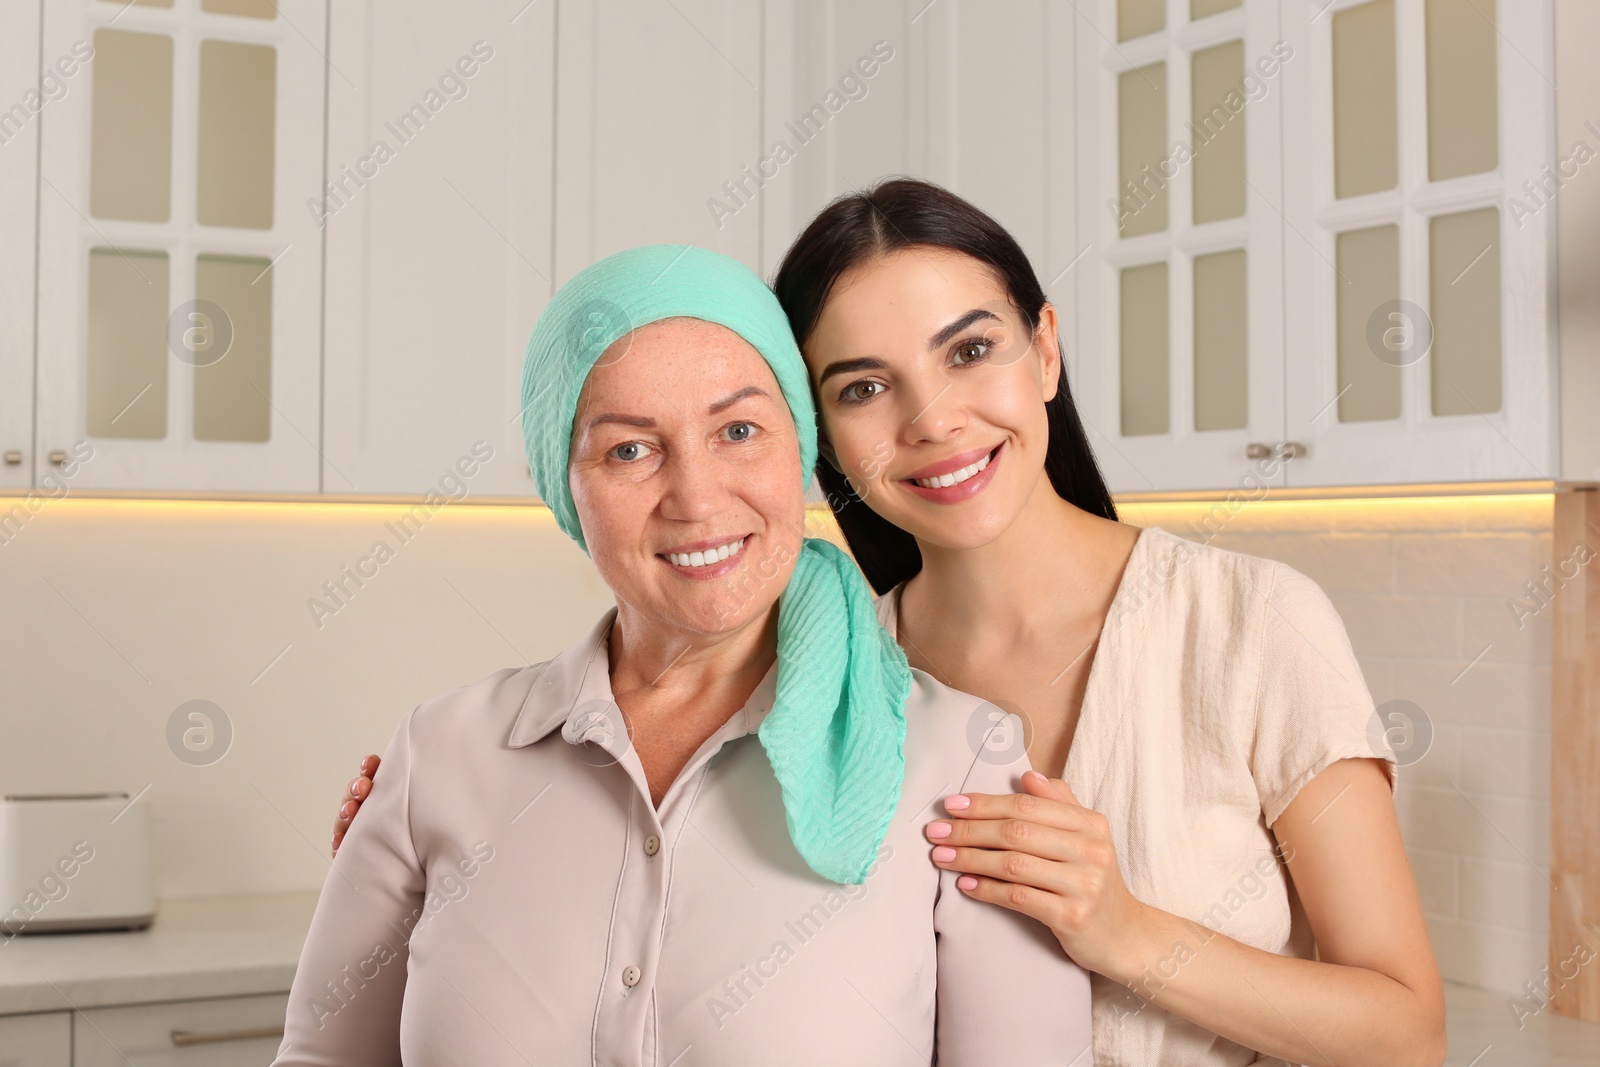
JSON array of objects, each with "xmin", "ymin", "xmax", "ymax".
[{"xmin": 506, "ymin": 608, "xmax": 780, "ymax": 754}]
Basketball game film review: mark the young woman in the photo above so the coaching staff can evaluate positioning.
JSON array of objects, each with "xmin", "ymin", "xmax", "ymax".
[
  {"xmin": 773, "ymin": 179, "xmax": 1446, "ymax": 1066},
  {"xmin": 288, "ymin": 244, "xmax": 1092, "ymax": 1065}
]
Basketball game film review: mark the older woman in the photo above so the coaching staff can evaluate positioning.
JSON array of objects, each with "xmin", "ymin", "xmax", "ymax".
[{"xmin": 275, "ymin": 245, "xmax": 1092, "ymax": 1066}]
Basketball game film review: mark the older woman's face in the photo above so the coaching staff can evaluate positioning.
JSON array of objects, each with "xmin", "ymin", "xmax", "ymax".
[{"xmin": 568, "ymin": 318, "xmax": 806, "ymax": 638}]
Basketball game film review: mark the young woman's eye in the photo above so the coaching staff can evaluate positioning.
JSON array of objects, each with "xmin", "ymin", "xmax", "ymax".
[
  {"xmin": 951, "ymin": 339, "xmax": 990, "ymax": 366},
  {"xmin": 722, "ymin": 421, "xmax": 757, "ymax": 443},
  {"xmin": 839, "ymin": 380, "xmax": 886, "ymax": 404},
  {"xmin": 609, "ymin": 441, "xmax": 654, "ymax": 462}
]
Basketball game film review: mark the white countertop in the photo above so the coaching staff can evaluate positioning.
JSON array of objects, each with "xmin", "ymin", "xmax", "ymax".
[{"xmin": 0, "ymin": 891, "xmax": 316, "ymax": 1016}]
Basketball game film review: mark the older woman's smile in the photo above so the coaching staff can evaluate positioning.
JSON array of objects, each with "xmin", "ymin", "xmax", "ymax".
[{"xmin": 660, "ymin": 534, "xmax": 749, "ymax": 577}]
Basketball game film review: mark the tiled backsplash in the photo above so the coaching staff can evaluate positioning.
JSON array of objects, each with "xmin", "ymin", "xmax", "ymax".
[{"xmin": 1122, "ymin": 495, "xmax": 1554, "ymax": 997}]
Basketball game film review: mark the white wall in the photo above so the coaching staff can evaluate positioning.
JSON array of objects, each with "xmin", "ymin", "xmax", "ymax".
[{"xmin": 0, "ymin": 497, "xmax": 616, "ymax": 898}]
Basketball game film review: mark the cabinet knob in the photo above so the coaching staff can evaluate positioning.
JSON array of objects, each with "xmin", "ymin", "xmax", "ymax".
[
  {"xmin": 2, "ymin": 450, "xmax": 20, "ymax": 466},
  {"xmin": 1277, "ymin": 441, "xmax": 1307, "ymax": 460},
  {"xmin": 48, "ymin": 450, "xmax": 68, "ymax": 466},
  {"xmin": 1245, "ymin": 442, "xmax": 1272, "ymax": 460}
]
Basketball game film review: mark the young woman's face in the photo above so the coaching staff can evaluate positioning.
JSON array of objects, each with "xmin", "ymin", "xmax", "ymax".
[
  {"xmin": 568, "ymin": 318, "xmax": 805, "ymax": 638},
  {"xmin": 803, "ymin": 247, "xmax": 1062, "ymax": 551}
]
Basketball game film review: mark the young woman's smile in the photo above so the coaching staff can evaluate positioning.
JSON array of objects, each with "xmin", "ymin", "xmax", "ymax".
[{"xmin": 899, "ymin": 442, "xmax": 1004, "ymax": 503}]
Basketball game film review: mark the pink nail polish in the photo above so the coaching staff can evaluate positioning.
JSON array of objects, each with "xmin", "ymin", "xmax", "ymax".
[
  {"xmin": 957, "ymin": 875, "xmax": 978, "ymax": 891},
  {"xmin": 944, "ymin": 795, "xmax": 971, "ymax": 811},
  {"xmin": 926, "ymin": 821, "xmax": 952, "ymax": 839},
  {"xmin": 931, "ymin": 846, "xmax": 957, "ymax": 862}
]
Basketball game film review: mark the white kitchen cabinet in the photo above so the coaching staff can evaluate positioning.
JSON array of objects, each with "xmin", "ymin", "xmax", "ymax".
[
  {"xmin": 34, "ymin": 0, "xmax": 328, "ymax": 493},
  {"xmin": 1072, "ymin": 0, "xmax": 1290, "ymax": 494},
  {"xmin": 0, "ymin": 0, "xmax": 40, "ymax": 493},
  {"xmin": 554, "ymin": 0, "xmax": 764, "ymax": 281},
  {"xmin": 1280, "ymin": 0, "xmax": 1557, "ymax": 488},
  {"xmin": 0, "ymin": 1012, "xmax": 70, "ymax": 1067},
  {"xmin": 759, "ymin": 0, "xmax": 1068, "ymax": 290},
  {"xmin": 72, "ymin": 993, "xmax": 287, "ymax": 1067},
  {"xmin": 320, "ymin": 0, "xmax": 555, "ymax": 497}
]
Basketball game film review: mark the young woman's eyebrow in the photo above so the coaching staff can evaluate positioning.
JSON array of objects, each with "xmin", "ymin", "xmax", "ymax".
[
  {"xmin": 707, "ymin": 386, "xmax": 768, "ymax": 414},
  {"xmin": 929, "ymin": 309, "xmax": 1002, "ymax": 350},
  {"xmin": 816, "ymin": 356, "xmax": 890, "ymax": 385}
]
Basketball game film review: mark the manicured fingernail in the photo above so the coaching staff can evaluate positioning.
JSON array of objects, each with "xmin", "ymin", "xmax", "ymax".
[
  {"xmin": 957, "ymin": 875, "xmax": 978, "ymax": 891},
  {"xmin": 350, "ymin": 781, "xmax": 361, "ymax": 797},
  {"xmin": 944, "ymin": 795, "xmax": 970, "ymax": 811},
  {"xmin": 926, "ymin": 821, "xmax": 952, "ymax": 839},
  {"xmin": 931, "ymin": 846, "xmax": 957, "ymax": 862}
]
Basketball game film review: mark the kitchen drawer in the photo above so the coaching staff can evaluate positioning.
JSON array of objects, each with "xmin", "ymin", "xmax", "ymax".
[
  {"xmin": 72, "ymin": 994, "xmax": 287, "ymax": 1067},
  {"xmin": 0, "ymin": 1012, "xmax": 70, "ymax": 1067}
]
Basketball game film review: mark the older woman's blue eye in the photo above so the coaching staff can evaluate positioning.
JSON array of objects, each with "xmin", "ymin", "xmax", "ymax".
[
  {"xmin": 725, "ymin": 422, "xmax": 755, "ymax": 442},
  {"xmin": 612, "ymin": 443, "xmax": 646, "ymax": 461}
]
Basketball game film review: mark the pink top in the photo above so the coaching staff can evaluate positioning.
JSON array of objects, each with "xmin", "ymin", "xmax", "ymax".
[{"xmin": 274, "ymin": 610, "xmax": 1094, "ymax": 1066}]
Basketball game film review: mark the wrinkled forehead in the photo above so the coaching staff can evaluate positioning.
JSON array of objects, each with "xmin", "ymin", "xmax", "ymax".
[{"xmin": 573, "ymin": 316, "xmax": 786, "ymax": 423}]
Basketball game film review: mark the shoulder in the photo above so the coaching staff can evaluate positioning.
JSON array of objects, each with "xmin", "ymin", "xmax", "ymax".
[
  {"xmin": 1116, "ymin": 528, "xmax": 1330, "ymax": 632},
  {"xmin": 405, "ymin": 664, "xmax": 549, "ymax": 744},
  {"xmin": 898, "ymin": 670, "xmax": 1031, "ymax": 795}
]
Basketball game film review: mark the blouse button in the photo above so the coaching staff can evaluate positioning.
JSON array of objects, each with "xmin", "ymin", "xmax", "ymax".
[
  {"xmin": 622, "ymin": 965, "xmax": 642, "ymax": 988},
  {"xmin": 644, "ymin": 834, "xmax": 661, "ymax": 856}
]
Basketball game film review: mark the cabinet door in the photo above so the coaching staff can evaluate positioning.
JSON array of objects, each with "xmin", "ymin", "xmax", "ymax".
[
  {"xmin": 760, "ymin": 0, "xmax": 1065, "ymax": 296},
  {"xmin": 321, "ymin": 0, "xmax": 554, "ymax": 497},
  {"xmin": 554, "ymin": 0, "xmax": 763, "ymax": 282},
  {"xmin": 0, "ymin": 0, "xmax": 40, "ymax": 491},
  {"xmin": 1281, "ymin": 0, "xmax": 1555, "ymax": 487},
  {"xmin": 36, "ymin": 0, "xmax": 327, "ymax": 493},
  {"xmin": 0, "ymin": 1012, "xmax": 70, "ymax": 1067},
  {"xmin": 73, "ymin": 993, "xmax": 288, "ymax": 1066},
  {"xmin": 1073, "ymin": 0, "xmax": 1288, "ymax": 494}
]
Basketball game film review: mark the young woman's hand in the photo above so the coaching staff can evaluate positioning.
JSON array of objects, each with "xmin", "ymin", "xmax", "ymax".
[
  {"xmin": 331, "ymin": 754, "xmax": 381, "ymax": 855},
  {"xmin": 926, "ymin": 769, "xmax": 1151, "ymax": 978}
]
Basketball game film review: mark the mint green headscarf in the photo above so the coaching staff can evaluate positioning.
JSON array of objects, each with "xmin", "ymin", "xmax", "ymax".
[{"xmin": 522, "ymin": 244, "xmax": 910, "ymax": 885}]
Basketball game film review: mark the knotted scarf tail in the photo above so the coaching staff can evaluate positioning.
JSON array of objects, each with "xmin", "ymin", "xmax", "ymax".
[{"xmin": 760, "ymin": 539, "xmax": 911, "ymax": 884}]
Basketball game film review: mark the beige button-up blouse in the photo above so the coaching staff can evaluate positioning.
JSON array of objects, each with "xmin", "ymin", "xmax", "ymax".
[
  {"xmin": 274, "ymin": 611, "xmax": 1093, "ymax": 1066},
  {"xmin": 880, "ymin": 527, "xmax": 1395, "ymax": 1067}
]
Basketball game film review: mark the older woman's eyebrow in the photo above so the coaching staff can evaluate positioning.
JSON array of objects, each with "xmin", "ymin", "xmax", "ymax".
[
  {"xmin": 708, "ymin": 386, "xmax": 769, "ymax": 414},
  {"xmin": 584, "ymin": 412, "xmax": 655, "ymax": 431},
  {"xmin": 929, "ymin": 309, "xmax": 1002, "ymax": 350},
  {"xmin": 817, "ymin": 356, "xmax": 889, "ymax": 385}
]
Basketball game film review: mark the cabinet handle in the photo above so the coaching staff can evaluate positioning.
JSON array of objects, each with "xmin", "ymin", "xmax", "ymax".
[
  {"xmin": 1246, "ymin": 441, "xmax": 1308, "ymax": 461},
  {"xmin": 48, "ymin": 450, "xmax": 67, "ymax": 466},
  {"xmin": 170, "ymin": 1025, "xmax": 284, "ymax": 1047},
  {"xmin": 2, "ymin": 450, "xmax": 20, "ymax": 466}
]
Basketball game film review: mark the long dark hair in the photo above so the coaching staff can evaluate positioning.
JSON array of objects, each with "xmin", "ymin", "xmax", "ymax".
[{"xmin": 772, "ymin": 177, "xmax": 1117, "ymax": 595}]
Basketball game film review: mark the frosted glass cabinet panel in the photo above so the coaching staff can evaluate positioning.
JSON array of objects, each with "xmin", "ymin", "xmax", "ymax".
[
  {"xmin": 86, "ymin": 248, "xmax": 169, "ymax": 439},
  {"xmin": 1282, "ymin": 0, "xmax": 1553, "ymax": 487},
  {"xmin": 89, "ymin": 29, "xmax": 174, "ymax": 222},
  {"xmin": 1075, "ymin": 0, "xmax": 1286, "ymax": 492},
  {"xmin": 1424, "ymin": 0, "xmax": 1499, "ymax": 181},
  {"xmin": 1331, "ymin": 0, "xmax": 1398, "ymax": 199},
  {"xmin": 1121, "ymin": 262, "xmax": 1171, "ymax": 436},
  {"xmin": 196, "ymin": 39, "xmax": 276, "ymax": 229},
  {"xmin": 1119, "ymin": 64, "xmax": 1169, "ymax": 237},
  {"xmin": 36, "ymin": 0, "xmax": 327, "ymax": 491}
]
